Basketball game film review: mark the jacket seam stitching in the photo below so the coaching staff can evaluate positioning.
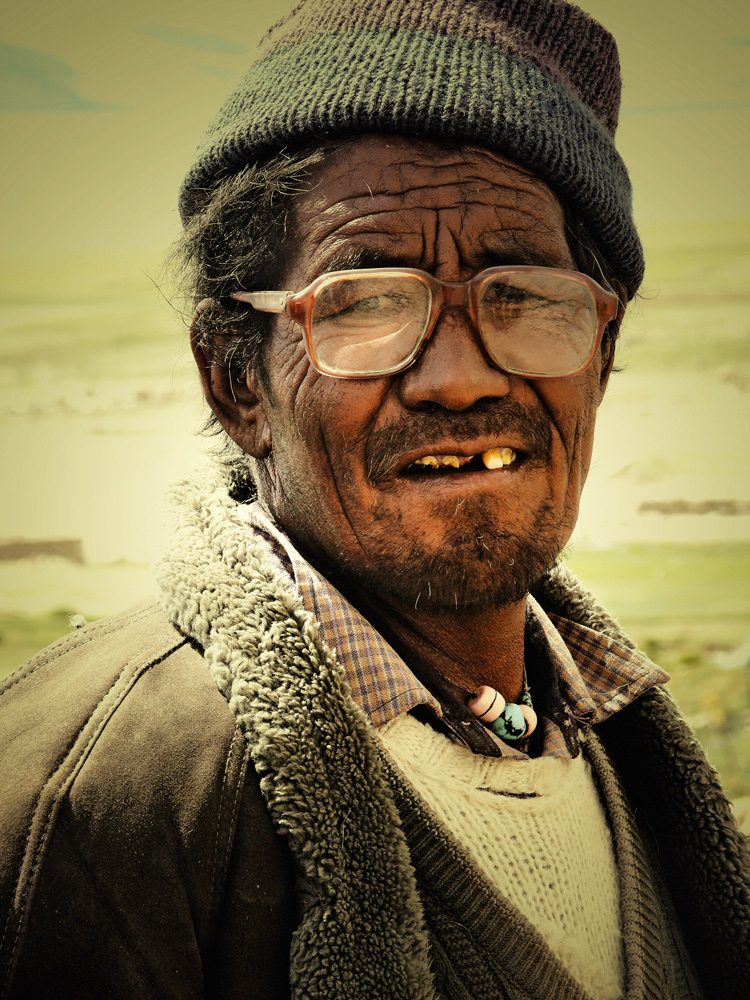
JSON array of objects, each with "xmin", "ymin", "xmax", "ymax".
[
  {"xmin": 208, "ymin": 726, "xmax": 245, "ymax": 919},
  {"xmin": 0, "ymin": 603, "xmax": 160, "ymax": 700},
  {"xmin": 0, "ymin": 635, "xmax": 188, "ymax": 996},
  {"xmin": 0, "ymin": 668, "xmax": 129, "ymax": 973},
  {"xmin": 221, "ymin": 740, "xmax": 250, "ymax": 882}
]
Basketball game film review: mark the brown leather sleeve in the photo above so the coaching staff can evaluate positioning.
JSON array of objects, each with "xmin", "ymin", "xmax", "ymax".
[{"xmin": 0, "ymin": 602, "xmax": 295, "ymax": 1000}]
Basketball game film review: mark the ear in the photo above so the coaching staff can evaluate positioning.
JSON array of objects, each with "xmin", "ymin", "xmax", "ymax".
[{"xmin": 190, "ymin": 299, "xmax": 272, "ymax": 459}]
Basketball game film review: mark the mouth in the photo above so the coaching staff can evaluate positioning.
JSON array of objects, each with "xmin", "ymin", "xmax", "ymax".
[{"xmin": 396, "ymin": 445, "xmax": 524, "ymax": 481}]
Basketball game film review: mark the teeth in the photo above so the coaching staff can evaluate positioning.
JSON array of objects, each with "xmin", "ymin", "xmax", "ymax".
[
  {"xmin": 411, "ymin": 449, "xmax": 517, "ymax": 471},
  {"xmin": 412, "ymin": 455, "xmax": 459, "ymax": 468},
  {"xmin": 482, "ymin": 448, "xmax": 517, "ymax": 470},
  {"xmin": 482, "ymin": 448, "xmax": 504, "ymax": 469}
]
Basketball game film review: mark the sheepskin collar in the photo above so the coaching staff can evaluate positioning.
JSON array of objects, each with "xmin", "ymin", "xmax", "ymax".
[{"xmin": 157, "ymin": 474, "xmax": 435, "ymax": 997}]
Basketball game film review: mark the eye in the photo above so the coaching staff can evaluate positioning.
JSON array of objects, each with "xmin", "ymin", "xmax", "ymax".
[
  {"xmin": 336, "ymin": 294, "xmax": 389, "ymax": 316},
  {"xmin": 314, "ymin": 285, "xmax": 412, "ymax": 325},
  {"xmin": 485, "ymin": 284, "xmax": 543, "ymax": 306}
]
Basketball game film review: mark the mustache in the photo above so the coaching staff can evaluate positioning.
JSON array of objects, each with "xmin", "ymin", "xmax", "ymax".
[{"xmin": 366, "ymin": 398, "xmax": 551, "ymax": 481}]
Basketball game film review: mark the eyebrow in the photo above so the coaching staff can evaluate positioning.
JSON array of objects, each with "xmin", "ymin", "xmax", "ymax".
[
  {"xmin": 312, "ymin": 235, "xmax": 570, "ymax": 279},
  {"xmin": 476, "ymin": 234, "xmax": 570, "ymax": 270},
  {"xmin": 316, "ymin": 246, "xmax": 404, "ymax": 275}
]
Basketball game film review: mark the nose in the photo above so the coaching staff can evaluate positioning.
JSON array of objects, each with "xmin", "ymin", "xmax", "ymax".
[{"xmin": 397, "ymin": 307, "xmax": 513, "ymax": 411}]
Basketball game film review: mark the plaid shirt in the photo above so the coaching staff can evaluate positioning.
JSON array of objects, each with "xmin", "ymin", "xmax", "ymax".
[{"xmin": 238, "ymin": 503, "xmax": 669, "ymax": 759}]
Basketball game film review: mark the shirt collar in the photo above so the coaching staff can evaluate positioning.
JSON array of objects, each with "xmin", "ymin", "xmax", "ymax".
[
  {"xmin": 527, "ymin": 595, "xmax": 669, "ymax": 725},
  {"xmin": 237, "ymin": 502, "xmax": 441, "ymax": 725}
]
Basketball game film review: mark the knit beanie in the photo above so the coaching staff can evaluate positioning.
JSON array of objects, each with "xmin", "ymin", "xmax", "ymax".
[{"xmin": 180, "ymin": 0, "xmax": 644, "ymax": 297}]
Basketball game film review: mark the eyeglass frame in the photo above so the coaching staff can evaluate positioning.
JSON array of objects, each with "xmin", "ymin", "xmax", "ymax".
[{"xmin": 230, "ymin": 265, "xmax": 620, "ymax": 380}]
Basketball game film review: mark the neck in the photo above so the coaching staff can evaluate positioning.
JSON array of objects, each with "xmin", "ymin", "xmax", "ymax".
[
  {"xmin": 372, "ymin": 599, "xmax": 528, "ymax": 704},
  {"xmin": 305, "ymin": 552, "xmax": 528, "ymax": 705}
]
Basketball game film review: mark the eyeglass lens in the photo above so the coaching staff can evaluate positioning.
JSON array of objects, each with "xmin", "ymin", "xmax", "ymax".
[{"xmin": 310, "ymin": 272, "xmax": 598, "ymax": 377}]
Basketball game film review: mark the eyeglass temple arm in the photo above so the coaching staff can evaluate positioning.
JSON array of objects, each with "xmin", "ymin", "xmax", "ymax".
[{"xmin": 230, "ymin": 291, "xmax": 291, "ymax": 313}]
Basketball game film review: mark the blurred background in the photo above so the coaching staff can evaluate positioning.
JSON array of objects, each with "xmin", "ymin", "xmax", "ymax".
[{"xmin": 1, "ymin": 1, "xmax": 748, "ymax": 824}]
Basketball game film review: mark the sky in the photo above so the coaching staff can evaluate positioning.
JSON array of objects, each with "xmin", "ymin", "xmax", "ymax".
[{"xmin": 1, "ymin": 0, "xmax": 748, "ymax": 256}]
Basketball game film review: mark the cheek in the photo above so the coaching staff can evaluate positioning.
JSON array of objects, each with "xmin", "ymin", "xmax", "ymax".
[
  {"xmin": 271, "ymin": 368, "xmax": 387, "ymax": 495},
  {"xmin": 315, "ymin": 386, "xmax": 390, "ymax": 483},
  {"xmin": 544, "ymin": 377, "xmax": 601, "ymax": 483},
  {"xmin": 269, "ymin": 324, "xmax": 311, "ymax": 397},
  {"xmin": 567, "ymin": 396, "xmax": 601, "ymax": 499}
]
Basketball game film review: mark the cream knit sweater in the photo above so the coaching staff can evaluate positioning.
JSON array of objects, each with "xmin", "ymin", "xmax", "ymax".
[{"xmin": 379, "ymin": 713, "xmax": 624, "ymax": 1000}]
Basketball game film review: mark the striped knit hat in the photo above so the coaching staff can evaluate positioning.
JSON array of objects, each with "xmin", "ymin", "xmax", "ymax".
[{"xmin": 180, "ymin": 0, "xmax": 643, "ymax": 296}]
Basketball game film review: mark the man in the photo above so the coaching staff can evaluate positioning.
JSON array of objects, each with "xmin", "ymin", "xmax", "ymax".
[{"xmin": 1, "ymin": 1, "xmax": 748, "ymax": 998}]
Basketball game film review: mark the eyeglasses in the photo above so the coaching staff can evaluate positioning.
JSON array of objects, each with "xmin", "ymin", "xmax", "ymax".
[{"xmin": 230, "ymin": 266, "xmax": 619, "ymax": 380}]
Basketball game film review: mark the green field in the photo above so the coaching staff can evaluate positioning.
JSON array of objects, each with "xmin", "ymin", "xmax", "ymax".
[{"xmin": 566, "ymin": 544, "xmax": 750, "ymax": 815}]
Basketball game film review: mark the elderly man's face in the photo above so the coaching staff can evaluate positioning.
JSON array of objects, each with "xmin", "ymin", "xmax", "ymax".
[{"xmin": 246, "ymin": 136, "xmax": 613, "ymax": 610}]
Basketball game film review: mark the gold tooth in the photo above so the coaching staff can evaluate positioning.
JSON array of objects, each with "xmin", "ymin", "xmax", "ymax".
[
  {"xmin": 441, "ymin": 455, "xmax": 460, "ymax": 468},
  {"xmin": 482, "ymin": 448, "xmax": 505, "ymax": 470}
]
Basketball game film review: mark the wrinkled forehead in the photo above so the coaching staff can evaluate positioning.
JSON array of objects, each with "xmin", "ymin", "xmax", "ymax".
[{"xmin": 289, "ymin": 134, "xmax": 570, "ymax": 279}]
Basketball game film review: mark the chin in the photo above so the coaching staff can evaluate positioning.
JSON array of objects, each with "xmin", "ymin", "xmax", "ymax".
[{"xmin": 353, "ymin": 521, "xmax": 564, "ymax": 612}]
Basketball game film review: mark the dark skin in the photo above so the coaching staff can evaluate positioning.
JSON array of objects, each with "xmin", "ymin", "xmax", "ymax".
[{"xmin": 193, "ymin": 135, "xmax": 620, "ymax": 706}]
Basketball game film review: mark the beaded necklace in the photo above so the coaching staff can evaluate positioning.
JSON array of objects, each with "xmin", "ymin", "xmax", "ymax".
[{"xmin": 468, "ymin": 672, "xmax": 538, "ymax": 743}]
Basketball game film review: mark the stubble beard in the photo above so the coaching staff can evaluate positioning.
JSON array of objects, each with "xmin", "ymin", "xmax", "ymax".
[{"xmin": 340, "ymin": 495, "xmax": 564, "ymax": 613}]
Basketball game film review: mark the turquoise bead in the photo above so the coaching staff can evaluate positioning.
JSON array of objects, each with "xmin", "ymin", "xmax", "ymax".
[{"xmin": 489, "ymin": 702, "xmax": 527, "ymax": 741}]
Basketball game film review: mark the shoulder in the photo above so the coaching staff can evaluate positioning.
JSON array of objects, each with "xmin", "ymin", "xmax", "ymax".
[
  {"xmin": 0, "ymin": 599, "xmax": 239, "ymax": 863},
  {"xmin": 0, "ymin": 600, "xmax": 295, "ymax": 999}
]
